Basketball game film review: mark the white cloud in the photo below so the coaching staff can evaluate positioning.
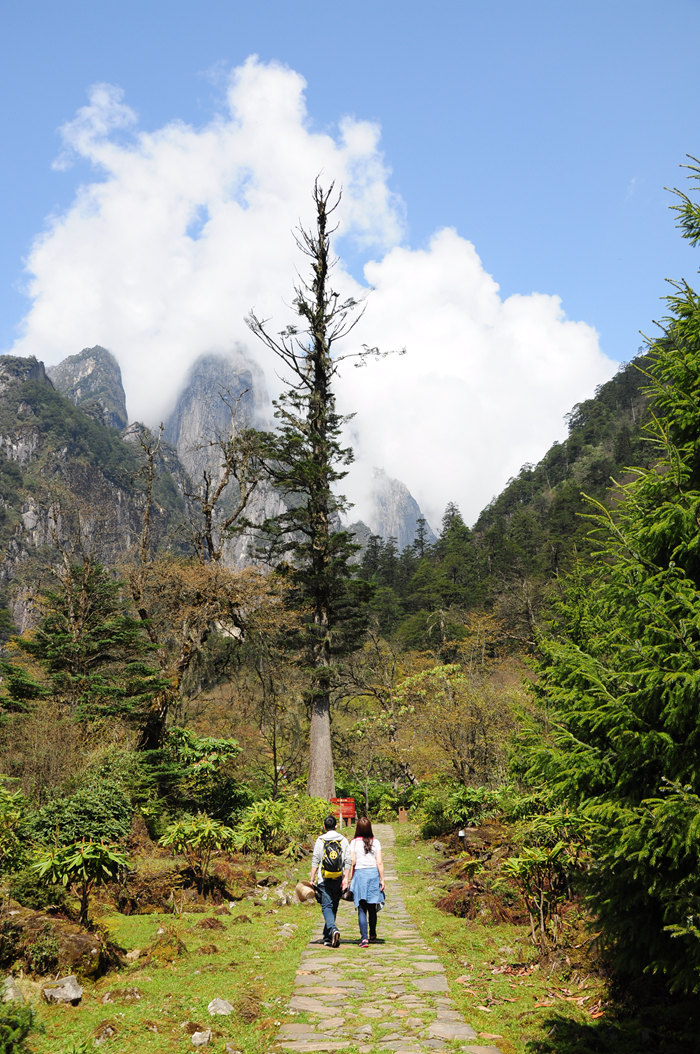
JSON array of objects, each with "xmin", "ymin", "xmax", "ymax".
[
  {"xmin": 13, "ymin": 57, "xmax": 401, "ymax": 420},
  {"xmin": 339, "ymin": 228, "xmax": 614, "ymax": 528},
  {"xmin": 52, "ymin": 83, "xmax": 138, "ymax": 171},
  {"xmin": 9, "ymin": 57, "xmax": 616, "ymax": 530}
]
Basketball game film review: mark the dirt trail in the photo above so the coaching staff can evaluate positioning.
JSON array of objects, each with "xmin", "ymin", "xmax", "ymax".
[{"xmin": 274, "ymin": 823, "xmax": 503, "ymax": 1053}]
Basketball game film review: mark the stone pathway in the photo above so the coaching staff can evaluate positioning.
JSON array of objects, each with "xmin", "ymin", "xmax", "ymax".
[{"xmin": 274, "ymin": 824, "xmax": 503, "ymax": 1054}]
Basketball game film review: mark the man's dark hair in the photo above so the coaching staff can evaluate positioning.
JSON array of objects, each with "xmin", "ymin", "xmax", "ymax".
[{"xmin": 323, "ymin": 815, "xmax": 338, "ymax": 831}]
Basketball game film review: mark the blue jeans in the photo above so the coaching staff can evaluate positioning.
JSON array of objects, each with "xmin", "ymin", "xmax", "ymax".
[
  {"xmin": 319, "ymin": 878, "xmax": 343, "ymax": 941},
  {"xmin": 357, "ymin": 900, "xmax": 377, "ymax": 942}
]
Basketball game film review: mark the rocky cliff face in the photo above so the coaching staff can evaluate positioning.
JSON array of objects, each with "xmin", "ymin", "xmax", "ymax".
[
  {"xmin": 0, "ymin": 355, "xmax": 185, "ymax": 630},
  {"xmin": 1, "ymin": 343, "xmax": 434, "ymax": 620},
  {"xmin": 163, "ymin": 349, "xmax": 269, "ymax": 478},
  {"xmin": 356, "ymin": 469, "xmax": 436, "ymax": 551},
  {"xmin": 162, "ymin": 351, "xmax": 434, "ymax": 560},
  {"xmin": 0, "ymin": 355, "xmax": 47, "ymax": 395},
  {"xmin": 164, "ymin": 350, "xmax": 285, "ymax": 566},
  {"xmin": 47, "ymin": 346, "xmax": 128, "ymax": 431}
]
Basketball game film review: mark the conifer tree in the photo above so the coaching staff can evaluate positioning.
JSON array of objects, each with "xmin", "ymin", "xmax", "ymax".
[
  {"xmin": 247, "ymin": 181, "xmax": 375, "ymax": 798},
  {"xmin": 14, "ymin": 556, "xmax": 168, "ymax": 726},
  {"xmin": 528, "ymin": 159, "xmax": 700, "ymax": 995}
]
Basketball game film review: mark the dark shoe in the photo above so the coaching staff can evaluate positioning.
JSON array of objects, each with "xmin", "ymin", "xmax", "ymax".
[
  {"xmin": 369, "ymin": 934, "xmax": 377, "ymax": 942},
  {"xmin": 331, "ymin": 929, "xmax": 341, "ymax": 947},
  {"xmin": 323, "ymin": 939, "xmax": 332, "ymax": 946}
]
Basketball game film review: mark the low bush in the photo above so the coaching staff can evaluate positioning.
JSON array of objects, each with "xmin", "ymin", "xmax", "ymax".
[
  {"xmin": 159, "ymin": 815, "xmax": 236, "ymax": 895},
  {"xmin": 0, "ymin": 918, "xmax": 23, "ymax": 969},
  {"xmin": 419, "ymin": 781, "xmax": 504, "ymax": 837},
  {"xmin": 25, "ymin": 778, "xmax": 133, "ymax": 847},
  {"xmin": 32, "ymin": 841, "xmax": 129, "ymax": 926},
  {"xmin": 232, "ymin": 799, "xmax": 288, "ymax": 854},
  {"xmin": 0, "ymin": 1002, "xmax": 36, "ymax": 1053},
  {"xmin": 8, "ymin": 867, "xmax": 67, "ymax": 912},
  {"xmin": 0, "ymin": 784, "xmax": 28, "ymax": 876},
  {"xmin": 26, "ymin": 926, "xmax": 59, "ymax": 974},
  {"xmin": 232, "ymin": 795, "xmax": 328, "ymax": 856}
]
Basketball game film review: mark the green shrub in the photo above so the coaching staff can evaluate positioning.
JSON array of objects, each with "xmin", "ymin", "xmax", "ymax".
[
  {"xmin": 233, "ymin": 795, "xmax": 329, "ymax": 856},
  {"xmin": 25, "ymin": 777, "xmax": 133, "ymax": 847},
  {"xmin": 375, "ymin": 790, "xmax": 400, "ymax": 822},
  {"xmin": 26, "ymin": 926, "xmax": 59, "ymax": 974},
  {"xmin": 419, "ymin": 782, "xmax": 504, "ymax": 837},
  {"xmin": 146, "ymin": 728, "xmax": 245, "ymax": 820},
  {"xmin": 159, "ymin": 814, "xmax": 236, "ymax": 894},
  {"xmin": 0, "ymin": 784, "xmax": 28, "ymax": 876},
  {"xmin": 0, "ymin": 919, "xmax": 23, "ymax": 970},
  {"xmin": 32, "ymin": 841, "xmax": 129, "ymax": 926},
  {"xmin": 500, "ymin": 787, "xmax": 557, "ymax": 823},
  {"xmin": 501, "ymin": 809, "xmax": 589, "ymax": 953},
  {"xmin": 233, "ymin": 799, "xmax": 289, "ymax": 854},
  {"xmin": 0, "ymin": 1002, "xmax": 36, "ymax": 1053},
  {"xmin": 78, "ymin": 748, "xmax": 148, "ymax": 801},
  {"xmin": 8, "ymin": 867, "xmax": 67, "ymax": 912},
  {"xmin": 285, "ymin": 795, "xmax": 333, "ymax": 851}
]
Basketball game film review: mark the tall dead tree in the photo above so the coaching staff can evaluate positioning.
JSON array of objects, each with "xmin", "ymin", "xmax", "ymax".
[{"xmin": 247, "ymin": 181, "xmax": 373, "ymax": 799}]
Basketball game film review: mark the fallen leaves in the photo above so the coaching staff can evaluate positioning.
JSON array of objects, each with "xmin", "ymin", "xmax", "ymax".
[{"xmin": 453, "ymin": 964, "xmax": 605, "ymax": 1021}]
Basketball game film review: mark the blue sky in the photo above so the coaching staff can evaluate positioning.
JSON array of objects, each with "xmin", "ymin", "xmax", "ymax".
[{"xmin": 2, "ymin": 0, "xmax": 700, "ymax": 526}]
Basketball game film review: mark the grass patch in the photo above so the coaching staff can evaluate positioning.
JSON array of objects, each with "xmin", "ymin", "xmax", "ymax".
[{"xmin": 23, "ymin": 871, "xmax": 316, "ymax": 1054}]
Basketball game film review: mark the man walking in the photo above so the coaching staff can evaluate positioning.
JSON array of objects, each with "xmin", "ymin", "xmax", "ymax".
[{"xmin": 310, "ymin": 814, "xmax": 351, "ymax": 947}]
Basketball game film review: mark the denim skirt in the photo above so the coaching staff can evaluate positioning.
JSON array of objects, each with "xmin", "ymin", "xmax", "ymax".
[{"xmin": 350, "ymin": 868, "xmax": 385, "ymax": 908}]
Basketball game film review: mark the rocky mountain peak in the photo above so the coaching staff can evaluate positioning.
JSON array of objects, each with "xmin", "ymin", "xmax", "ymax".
[
  {"xmin": 163, "ymin": 349, "xmax": 269, "ymax": 482},
  {"xmin": 47, "ymin": 346, "xmax": 128, "ymax": 430},
  {"xmin": 351, "ymin": 469, "xmax": 436, "ymax": 551},
  {"xmin": 0, "ymin": 356, "xmax": 49, "ymax": 394}
]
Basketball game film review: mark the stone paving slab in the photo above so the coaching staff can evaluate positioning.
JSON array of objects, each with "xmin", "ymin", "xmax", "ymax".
[{"xmin": 273, "ymin": 823, "xmax": 503, "ymax": 1053}]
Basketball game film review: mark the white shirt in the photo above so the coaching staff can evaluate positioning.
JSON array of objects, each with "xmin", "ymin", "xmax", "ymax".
[{"xmin": 351, "ymin": 836, "xmax": 381, "ymax": 869}]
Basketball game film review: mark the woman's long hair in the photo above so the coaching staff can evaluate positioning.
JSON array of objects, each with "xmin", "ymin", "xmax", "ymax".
[{"xmin": 354, "ymin": 816, "xmax": 374, "ymax": 855}]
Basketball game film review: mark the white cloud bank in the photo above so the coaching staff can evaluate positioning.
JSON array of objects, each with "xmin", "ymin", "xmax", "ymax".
[{"xmin": 9, "ymin": 56, "xmax": 616, "ymax": 529}]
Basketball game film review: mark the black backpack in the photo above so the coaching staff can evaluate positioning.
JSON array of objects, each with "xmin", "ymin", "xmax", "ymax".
[{"xmin": 321, "ymin": 835, "xmax": 344, "ymax": 879}]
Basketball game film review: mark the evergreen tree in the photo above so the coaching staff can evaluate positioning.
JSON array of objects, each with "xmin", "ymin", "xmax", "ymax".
[
  {"xmin": 527, "ymin": 160, "xmax": 700, "ymax": 995},
  {"xmin": 14, "ymin": 557, "xmax": 168, "ymax": 728},
  {"xmin": 360, "ymin": 534, "xmax": 383, "ymax": 579},
  {"xmin": 413, "ymin": 517, "xmax": 431, "ymax": 558},
  {"xmin": 247, "ymin": 181, "xmax": 375, "ymax": 798},
  {"xmin": 434, "ymin": 503, "xmax": 483, "ymax": 609}
]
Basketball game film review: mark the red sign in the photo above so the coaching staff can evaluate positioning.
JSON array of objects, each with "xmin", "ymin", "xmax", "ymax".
[{"xmin": 329, "ymin": 797, "xmax": 356, "ymax": 822}]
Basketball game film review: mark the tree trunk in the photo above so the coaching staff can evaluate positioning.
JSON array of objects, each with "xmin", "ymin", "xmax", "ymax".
[
  {"xmin": 307, "ymin": 693, "xmax": 335, "ymax": 799},
  {"xmin": 79, "ymin": 884, "xmax": 90, "ymax": 927}
]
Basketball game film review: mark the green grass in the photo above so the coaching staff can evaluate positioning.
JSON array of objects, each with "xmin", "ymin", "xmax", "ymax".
[
  {"xmin": 392, "ymin": 824, "xmax": 604, "ymax": 1054},
  {"xmin": 19, "ymin": 826, "xmax": 694, "ymax": 1053},
  {"xmin": 25, "ymin": 878, "xmax": 316, "ymax": 1053}
]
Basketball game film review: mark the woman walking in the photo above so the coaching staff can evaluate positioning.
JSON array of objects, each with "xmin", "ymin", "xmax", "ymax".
[{"xmin": 349, "ymin": 816, "xmax": 385, "ymax": 948}]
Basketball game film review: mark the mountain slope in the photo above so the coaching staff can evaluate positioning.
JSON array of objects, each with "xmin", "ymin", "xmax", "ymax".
[{"xmin": 0, "ymin": 356, "xmax": 185, "ymax": 629}]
